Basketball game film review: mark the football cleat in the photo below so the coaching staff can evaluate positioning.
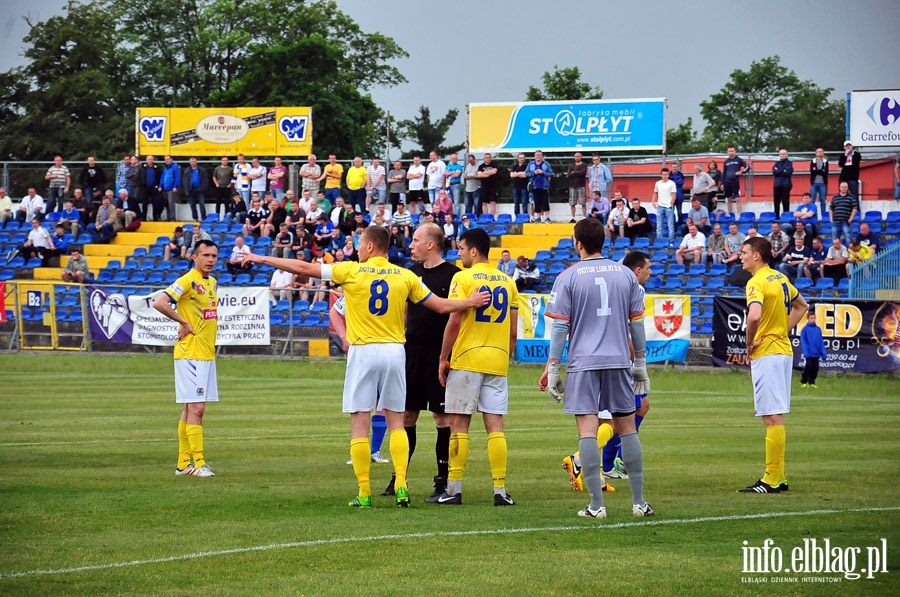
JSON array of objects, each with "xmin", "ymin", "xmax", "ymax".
[
  {"xmin": 191, "ymin": 464, "xmax": 216, "ymax": 478},
  {"xmin": 371, "ymin": 451, "xmax": 389, "ymax": 464},
  {"xmin": 175, "ymin": 464, "xmax": 195, "ymax": 476},
  {"xmin": 493, "ymin": 492, "xmax": 516, "ymax": 506},
  {"xmin": 562, "ymin": 454, "xmax": 583, "ymax": 492},
  {"xmin": 738, "ymin": 479, "xmax": 784, "ymax": 494},
  {"xmin": 395, "ymin": 486, "xmax": 410, "ymax": 508},
  {"xmin": 425, "ymin": 476, "xmax": 447, "ymax": 503},
  {"xmin": 381, "ymin": 474, "xmax": 396, "ymax": 496},
  {"xmin": 349, "ymin": 495, "xmax": 372, "ymax": 508},
  {"xmin": 434, "ymin": 491, "xmax": 462, "ymax": 505},
  {"xmin": 602, "ymin": 480, "xmax": 615, "ymax": 492},
  {"xmin": 578, "ymin": 505, "xmax": 607, "ymax": 519},
  {"xmin": 632, "ymin": 502, "xmax": 655, "ymax": 517}
]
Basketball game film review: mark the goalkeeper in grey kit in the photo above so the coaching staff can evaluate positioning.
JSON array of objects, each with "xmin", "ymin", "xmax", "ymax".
[{"xmin": 538, "ymin": 218, "xmax": 653, "ymax": 520}]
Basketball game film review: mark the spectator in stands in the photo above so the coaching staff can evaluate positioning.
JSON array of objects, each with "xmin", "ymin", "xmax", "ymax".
[
  {"xmin": 186, "ymin": 224, "xmax": 212, "ymax": 258},
  {"xmin": 567, "ymin": 152, "xmax": 588, "ymax": 222},
  {"xmin": 114, "ymin": 155, "xmax": 128, "ymax": 195},
  {"xmin": 139, "ymin": 155, "xmax": 162, "ymax": 221},
  {"xmin": 607, "ymin": 195, "xmax": 629, "ymax": 241},
  {"xmin": 285, "ymin": 201, "xmax": 307, "ymax": 233},
  {"xmin": 326, "ymin": 227, "xmax": 345, "ymax": 254},
  {"xmin": 79, "ymin": 156, "xmax": 107, "ymax": 208},
  {"xmin": 479, "ymin": 153, "xmax": 503, "ymax": 218},
  {"xmin": 298, "ymin": 154, "xmax": 321, "ymax": 199},
  {"xmin": 289, "ymin": 225, "xmax": 312, "ymax": 262},
  {"xmin": 92, "ymin": 194, "xmax": 119, "ymax": 243},
  {"xmin": 211, "ymin": 157, "xmax": 233, "ymax": 218},
  {"xmin": 272, "ymin": 222, "xmax": 294, "ymax": 259},
  {"xmin": 61, "ymin": 248, "xmax": 90, "ymax": 283},
  {"xmin": 724, "ymin": 222, "xmax": 746, "ymax": 266},
  {"xmin": 464, "ymin": 154, "xmax": 481, "ymax": 215},
  {"xmin": 228, "ymin": 192, "xmax": 247, "ymax": 224},
  {"xmin": 243, "ymin": 195, "xmax": 268, "ymax": 237},
  {"xmin": 269, "ymin": 268, "xmax": 295, "ymax": 302},
  {"xmin": 264, "ymin": 198, "xmax": 287, "ymax": 238},
  {"xmin": 669, "ymin": 161, "xmax": 686, "ymax": 220},
  {"xmin": 374, "ymin": 203, "xmax": 392, "ymax": 228},
  {"xmin": 387, "ymin": 161, "xmax": 407, "ymax": 214},
  {"xmin": 158, "ymin": 155, "xmax": 180, "ymax": 222},
  {"xmin": 314, "ymin": 213, "xmax": 334, "ymax": 252},
  {"xmin": 651, "ymin": 168, "xmax": 676, "ymax": 240},
  {"xmin": 442, "ymin": 213, "xmax": 458, "ymax": 251},
  {"xmin": 392, "ymin": 203, "xmax": 412, "ymax": 238},
  {"xmin": 772, "ymin": 148, "xmax": 794, "ymax": 218},
  {"xmin": 625, "ymin": 197, "xmax": 652, "ymax": 241},
  {"xmin": 267, "ymin": 157, "xmax": 286, "ymax": 204},
  {"xmin": 803, "ymin": 237, "xmax": 827, "ymax": 280},
  {"xmin": 706, "ymin": 160, "xmax": 723, "ymax": 212},
  {"xmin": 510, "ymin": 153, "xmax": 529, "ymax": 217},
  {"xmin": 791, "ymin": 192, "xmax": 818, "ymax": 237},
  {"xmin": 680, "ymin": 197, "xmax": 711, "ymax": 236},
  {"xmin": 345, "ymin": 156, "xmax": 367, "ymax": 213},
  {"xmin": 792, "ymin": 221, "xmax": 812, "ymax": 249},
  {"xmin": 513, "ymin": 255, "xmax": 541, "ymax": 291},
  {"xmin": 839, "ymin": 141, "xmax": 861, "ymax": 198},
  {"xmin": 822, "ymin": 237, "xmax": 849, "ymax": 283},
  {"xmin": 113, "ymin": 188, "xmax": 139, "ymax": 231},
  {"xmin": 526, "ymin": 150, "xmax": 553, "ymax": 223},
  {"xmin": 747, "ymin": 227, "xmax": 759, "ymax": 238},
  {"xmin": 497, "ymin": 249, "xmax": 516, "ymax": 277},
  {"xmin": 778, "ymin": 237, "xmax": 811, "ymax": 281},
  {"xmin": 225, "ymin": 235, "xmax": 251, "ymax": 274},
  {"xmin": 8, "ymin": 217, "xmax": 55, "ymax": 263},
  {"xmin": 588, "ymin": 190, "xmax": 610, "ymax": 224},
  {"xmin": 180, "ymin": 157, "xmax": 209, "ymax": 221},
  {"xmin": 829, "ymin": 181, "xmax": 858, "ymax": 243},
  {"xmin": 0, "ymin": 188, "xmax": 12, "ymax": 226},
  {"xmin": 809, "ymin": 148, "xmax": 829, "ymax": 218},
  {"xmin": 366, "ymin": 156, "xmax": 387, "ymax": 210},
  {"xmin": 247, "ymin": 157, "xmax": 267, "ymax": 206},
  {"xmin": 691, "ymin": 164, "xmax": 718, "ymax": 214},
  {"xmin": 854, "ymin": 222, "xmax": 879, "ymax": 255},
  {"xmin": 766, "ymin": 222, "xmax": 791, "ymax": 266},
  {"xmin": 16, "ymin": 188, "xmax": 45, "ymax": 223},
  {"xmin": 42, "ymin": 224, "xmax": 69, "ymax": 265},
  {"xmin": 708, "ymin": 223, "xmax": 728, "ymax": 264},
  {"xmin": 44, "ymin": 155, "xmax": 71, "ymax": 214},
  {"xmin": 303, "ymin": 200, "xmax": 324, "ymax": 233},
  {"xmin": 588, "ymin": 154, "xmax": 613, "ymax": 208},
  {"xmin": 435, "ymin": 189, "xmax": 454, "ymax": 221},
  {"xmin": 163, "ymin": 226, "xmax": 187, "ymax": 261},
  {"xmin": 458, "ymin": 214, "xmax": 477, "ymax": 235},
  {"xmin": 722, "ymin": 146, "xmax": 748, "ymax": 214},
  {"xmin": 58, "ymin": 199, "xmax": 82, "ymax": 238},
  {"xmin": 848, "ymin": 239, "xmax": 872, "ymax": 265},
  {"xmin": 676, "ymin": 223, "xmax": 707, "ymax": 265},
  {"xmin": 343, "ymin": 233, "xmax": 358, "ymax": 261}
]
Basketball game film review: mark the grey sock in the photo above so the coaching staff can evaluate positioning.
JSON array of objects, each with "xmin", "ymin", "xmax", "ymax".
[
  {"xmin": 620, "ymin": 432, "xmax": 645, "ymax": 506},
  {"xmin": 579, "ymin": 436, "xmax": 605, "ymax": 511},
  {"xmin": 447, "ymin": 480, "xmax": 462, "ymax": 496}
]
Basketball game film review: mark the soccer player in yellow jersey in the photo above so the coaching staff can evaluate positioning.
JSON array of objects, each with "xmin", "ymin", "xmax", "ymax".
[
  {"xmin": 243, "ymin": 226, "xmax": 488, "ymax": 507},
  {"xmin": 437, "ymin": 228, "xmax": 519, "ymax": 506},
  {"xmin": 738, "ymin": 236, "xmax": 807, "ymax": 494},
  {"xmin": 152, "ymin": 239, "xmax": 220, "ymax": 478}
]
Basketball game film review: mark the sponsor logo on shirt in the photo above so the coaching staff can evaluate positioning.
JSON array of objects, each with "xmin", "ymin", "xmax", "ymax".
[
  {"xmin": 193, "ymin": 282, "xmax": 206, "ymax": 295},
  {"xmin": 203, "ymin": 309, "xmax": 217, "ymax": 320}
]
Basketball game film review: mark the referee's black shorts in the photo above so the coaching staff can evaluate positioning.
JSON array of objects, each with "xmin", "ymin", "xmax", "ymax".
[{"xmin": 405, "ymin": 342, "xmax": 445, "ymax": 413}]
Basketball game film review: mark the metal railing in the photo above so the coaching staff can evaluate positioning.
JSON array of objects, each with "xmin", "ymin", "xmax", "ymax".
[{"xmin": 849, "ymin": 242, "xmax": 900, "ymax": 300}]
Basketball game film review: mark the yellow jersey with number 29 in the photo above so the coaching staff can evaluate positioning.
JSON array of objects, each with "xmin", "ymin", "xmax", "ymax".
[
  {"xmin": 745, "ymin": 267, "xmax": 798, "ymax": 359},
  {"xmin": 329, "ymin": 256, "xmax": 432, "ymax": 345},
  {"xmin": 164, "ymin": 268, "xmax": 218, "ymax": 361},
  {"xmin": 448, "ymin": 262, "xmax": 519, "ymax": 377}
]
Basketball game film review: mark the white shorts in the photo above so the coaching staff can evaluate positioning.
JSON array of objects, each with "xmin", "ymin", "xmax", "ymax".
[
  {"xmin": 444, "ymin": 370, "xmax": 508, "ymax": 415},
  {"xmin": 750, "ymin": 354, "xmax": 792, "ymax": 416},
  {"xmin": 174, "ymin": 359, "xmax": 219, "ymax": 403},
  {"xmin": 343, "ymin": 343, "xmax": 406, "ymax": 413}
]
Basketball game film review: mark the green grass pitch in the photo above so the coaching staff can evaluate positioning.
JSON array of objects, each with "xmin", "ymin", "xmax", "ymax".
[{"xmin": 1, "ymin": 353, "xmax": 897, "ymax": 596}]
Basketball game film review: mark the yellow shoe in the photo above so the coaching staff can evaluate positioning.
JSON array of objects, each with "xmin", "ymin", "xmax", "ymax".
[{"xmin": 562, "ymin": 454, "xmax": 583, "ymax": 492}]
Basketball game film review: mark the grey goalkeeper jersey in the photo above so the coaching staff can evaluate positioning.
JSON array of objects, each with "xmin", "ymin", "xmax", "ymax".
[{"xmin": 546, "ymin": 257, "xmax": 645, "ymax": 372}]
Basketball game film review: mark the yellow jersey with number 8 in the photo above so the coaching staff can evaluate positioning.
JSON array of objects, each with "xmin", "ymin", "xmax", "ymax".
[{"xmin": 745, "ymin": 267, "xmax": 798, "ymax": 359}]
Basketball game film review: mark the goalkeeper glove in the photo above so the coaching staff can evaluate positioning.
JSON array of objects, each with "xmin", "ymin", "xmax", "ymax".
[{"xmin": 548, "ymin": 363, "xmax": 564, "ymax": 403}]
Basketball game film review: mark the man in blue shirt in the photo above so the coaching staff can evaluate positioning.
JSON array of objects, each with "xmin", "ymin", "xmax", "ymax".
[
  {"xmin": 159, "ymin": 155, "xmax": 181, "ymax": 222},
  {"xmin": 497, "ymin": 249, "xmax": 516, "ymax": 277},
  {"xmin": 722, "ymin": 146, "xmax": 748, "ymax": 214},
  {"xmin": 791, "ymin": 192, "xmax": 818, "ymax": 237},
  {"xmin": 854, "ymin": 223, "xmax": 880, "ymax": 255},
  {"xmin": 181, "ymin": 157, "xmax": 209, "ymax": 221},
  {"xmin": 777, "ymin": 237, "xmax": 811, "ymax": 281},
  {"xmin": 444, "ymin": 153, "xmax": 464, "ymax": 218},
  {"xmin": 668, "ymin": 162, "xmax": 685, "ymax": 220},
  {"xmin": 140, "ymin": 155, "xmax": 162, "ymax": 221},
  {"xmin": 772, "ymin": 149, "xmax": 794, "ymax": 218},
  {"xmin": 799, "ymin": 312, "xmax": 827, "ymax": 388},
  {"xmin": 526, "ymin": 150, "xmax": 554, "ymax": 223}
]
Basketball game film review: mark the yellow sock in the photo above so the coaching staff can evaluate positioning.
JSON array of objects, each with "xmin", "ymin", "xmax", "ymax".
[
  {"xmin": 185, "ymin": 424, "xmax": 205, "ymax": 468},
  {"xmin": 487, "ymin": 432, "xmax": 507, "ymax": 489},
  {"xmin": 177, "ymin": 420, "xmax": 191, "ymax": 469},
  {"xmin": 762, "ymin": 425, "xmax": 786, "ymax": 485},
  {"xmin": 597, "ymin": 422, "xmax": 615, "ymax": 449},
  {"xmin": 350, "ymin": 438, "xmax": 371, "ymax": 498},
  {"xmin": 448, "ymin": 432, "xmax": 469, "ymax": 482},
  {"xmin": 388, "ymin": 429, "xmax": 409, "ymax": 490}
]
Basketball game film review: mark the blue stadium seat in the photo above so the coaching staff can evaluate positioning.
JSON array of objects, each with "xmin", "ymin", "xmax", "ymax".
[
  {"xmin": 269, "ymin": 313, "xmax": 285, "ymax": 326},
  {"xmin": 310, "ymin": 301, "xmax": 329, "ymax": 313},
  {"xmin": 649, "ymin": 264, "xmax": 666, "ymax": 276},
  {"xmin": 836, "ymin": 278, "xmax": 850, "ymax": 291},
  {"xmin": 885, "ymin": 211, "xmax": 900, "ymax": 223},
  {"xmin": 491, "ymin": 225, "xmax": 509, "ymax": 236},
  {"xmin": 139, "ymin": 260, "xmax": 156, "ymax": 270},
  {"xmin": 130, "ymin": 272, "xmax": 147, "ymax": 284},
  {"xmin": 885, "ymin": 223, "xmax": 900, "ymax": 235},
  {"xmin": 515, "ymin": 213, "xmax": 530, "ymax": 224},
  {"xmin": 0, "ymin": 269, "xmax": 13, "ymax": 281},
  {"xmin": 649, "ymin": 251, "xmax": 669, "ymax": 264},
  {"xmin": 273, "ymin": 300, "xmax": 291, "ymax": 312},
  {"xmin": 445, "ymin": 249, "xmax": 459, "ymax": 260},
  {"xmin": 132, "ymin": 248, "xmax": 148, "ymax": 258},
  {"xmin": 7, "ymin": 257, "xmax": 25, "ymax": 268},
  {"xmin": 96, "ymin": 270, "xmax": 113, "ymax": 283},
  {"xmin": 77, "ymin": 234, "xmax": 93, "ymax": 244},
  {"xmin": 552, "ymin": 250, "xmax": 573, "ymax": 262},
  {"xmin": 496, "ymin": 214, "xmax": 513, "ymax": 224},
  {"xmin": 699, "ymin": 322, "xmax": 713, "ymax": 334},
  {"xmin": 290, "ymin": 313, "xmax": 305, "ymax": 326},
  {"xmin": 757, "ymin": 212, "xmax": 776, "ymax": 223},
  {"xmin": 294, "ymin": 300, "xmax": 310, "ymax": 312},
  {"xmin": 863, "ymin": 211, "xmax": 882, "ymax": 224},
  {"xmin": 5, "ymin": 309, "xmax": 16, "ymax": 321},
  {"xmin": 556, "ymin": 238, "xmax": 574, "ymax": 250},
  {"xmin": 778, "ymin": 212, "xmax": 795, "ymax": 224},
  {"xmin": 738, "ymin": 212, "xmax": 756, "ymax": 223},
  {"xmin": 148, "ymin": 247, "xmax": 165, "ymax": 258},
  {"xmin": 164, "ymin": 273, "xmax": 180, "ymax": 284},
  {"xmin": 813, "ymin": 278, "xmax": 834, "ymax": 290},
  {"xmin": 793, "ymin": 278, "xmax": 812, "ymax": 290},
  {"xmin": 217, "ymin": 273, "xmax": 233, "ymax": 285},
  {"xmin": 548, "ymin": 263, "xmax": 566, "ymax": 275},
  {"xmin": 684, "ymin": 278, "xmax": 704, "ymax": 290},
  {"xmin": 645, "ymin": 277, "xmax": 662, "ymax": 290},
  {"xmin": 251, "ymin": 273, "xmax": 268, "ymax": 285},
  {"xmin": 24, "ymin": 258, "xmax": 42, "ymax": 268},
  {"xmin": 817, "ymin": 223, "xmax": 832, "ymax": 236},
  {"xmin": 534, "ymin": 250, "xmax": 552, "ymax": 261},
  {"xmin": 610, "ymin": 250, "xmax": 626, "ymax": 262},
  {"xmin": 691, "ymin": 305, "xmax": 701, "ymax": 318},
  {"xmin": 687, "ymin": 264, "xmax": 707, "ymax": 276},
  {"xmin": 632, "ymin": 237, "xmax": 651, "ymax": 249},
  {"xmin": 204, "ymin": 213, "xmax": 220, "ymax": 223},
  {"xmin": 234, "ymin": 273, "xmax": 251, "ymax": 286},
  {"xmin": 716, "ymin": 213, "xmax": 736, "ymax": 224},
  {"xmin": 59, "ymin": 296, "xmax": 78, "ymax": 308},
  {"xmin": 667, "ymin": 264, "xmax": 686, "ymax": 276},
  {"xmin": 650, "ymin": 237, "xmax": 671, "ymax": 249},
  {"xmin": 122, "ymin": 259, "xmax": 139, "ymax": 271},
  {"xmin": 147, "ymin": 272, "xmax": 165, "ymax": 285},
  {"xmin": 10, "ymin": 233, "xmax": 27, "ymax": 244},
  {"xmin": 662, "ymin": 278, "xmax": 682, "ymax": 290},
  {"xmin": 613, "ymin": 237, "xmax": 631, "ymax": 249},
  {"xmin": 700, "ymin": 307, "xmax": 714, "ymax": 319},
  {"xmin": 478, "ymin": 214, "xmax": 495, "ymax": 224},
  {"xmin": 859, "ymin": 279, "xmax": 880, "ymax": 292},
  {"xmin": 156, "ymin": 261, "xmax": 172, "ymax": 271}
]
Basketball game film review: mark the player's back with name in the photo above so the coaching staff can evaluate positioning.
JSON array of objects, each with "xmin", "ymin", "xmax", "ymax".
[{"xmin": 547, "ymin": 259, "xmax": 641, "ymax": 371}]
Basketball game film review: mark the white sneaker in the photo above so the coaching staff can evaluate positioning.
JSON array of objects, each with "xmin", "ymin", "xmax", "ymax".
[
  {"xmin": 371, "ymin": 451, "xmax": 389, "ymax": 464},
  {"xmin": 346, "ymin": 458, "xmax": 353, "ymax": 465},
  {"xmin": 632, "ymin": 502, "xmax": 654, "ymax": 517},
  {"xmin": 578, "ymin": 505, "xmax": 607, "ymax": 519},
  {"xmin": 175, "ymin": 464, "xmax": 195, "ymax": 476},
  {"xmin": 192, "ymin": 464, "xmax": 216, "ymax": 478}
]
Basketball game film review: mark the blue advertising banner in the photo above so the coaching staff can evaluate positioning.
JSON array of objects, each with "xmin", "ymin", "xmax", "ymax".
[{"xmin": 469, "ymin": 98, "xmax": 666, "ymax": 153}]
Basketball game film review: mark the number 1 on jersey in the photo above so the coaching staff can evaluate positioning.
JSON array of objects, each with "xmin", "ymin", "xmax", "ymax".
[{"xmin": 595, "ymin": 277, "xmax": 611, "ymax": 317}]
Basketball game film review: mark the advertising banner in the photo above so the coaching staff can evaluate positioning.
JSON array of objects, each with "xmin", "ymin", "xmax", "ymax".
[
  {"xmin": 848, "ymin": 90, "xmax": 900, "ymax": 146},
  {"xmin": 0, "ymin": 282, "xmax": 5, "ymax": 323},
  {"xmin": 515, "ymin": 293, "xmax": 689, "ymax": 363},
  {"xmin": 87, "ymin": 286, "xmax": 270, "ymax": 346},
  {"xmin": 468, "ymin": 98, "xmax": 666, "ymax": 153},
  {"xmin": 712, "ymin": 297, "xmax": 900, "ymax": 373},
  {"xmin": 136, "ymin": 107, "xmax": 312, "ymax": 156}
]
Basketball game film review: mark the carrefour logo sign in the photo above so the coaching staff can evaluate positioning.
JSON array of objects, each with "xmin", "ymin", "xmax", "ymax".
[{"xmin": 850, "ymin": 90, "xmax": 900, "ymax": 146}]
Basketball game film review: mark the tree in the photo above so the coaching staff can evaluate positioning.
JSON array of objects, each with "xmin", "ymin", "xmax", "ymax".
[
  {"xmin": 699, "ymin": 56, "xmax": 844, "ymax": 152},
  {"xmin": 665, "ymin": 117, "xmax": 712, "ymax": 155},
  {"xmin": 398, "ymin": 106, "xmax": 464, "ymax": 159},
  {"xmin": 526, "ymin": 65, "xmax": 603, "ymax": 101}
]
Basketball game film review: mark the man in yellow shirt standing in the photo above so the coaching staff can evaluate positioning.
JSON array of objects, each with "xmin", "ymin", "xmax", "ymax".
[
  {"xmin": 242, "ymin": 226, "xmax": 488, "ymax": 507},
  {"xmin": 739, "ymin": 236, "xmax": 807, "ymax": 494},
  {"xmin": 345, "ymin": 156, "xmax": 368, "ymax": 215},
  {"xmin": 319, "ymin": 154, "xmax": 344, "ymax": 208},
  {"xmin": 437, "ymin": 228, "xmax": 519, "ymax": 506},
  {"xmin": 152, "ymin": 239, "xmax": 220, "ymax": 478}
]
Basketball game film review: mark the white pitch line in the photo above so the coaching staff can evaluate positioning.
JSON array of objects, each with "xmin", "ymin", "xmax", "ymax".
[{"xmin": 2, "ymin": 506, "xmax": 897, "ymax": 580}]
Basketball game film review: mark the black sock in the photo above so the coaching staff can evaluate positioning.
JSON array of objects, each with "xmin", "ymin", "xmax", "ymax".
[
  {"xmin": 436, "ymin": 426, "xmax": 451, "ymax": 479},
  {"xmin": 405, "ymin": 425, "xmax": 417, "ymax": 464}
]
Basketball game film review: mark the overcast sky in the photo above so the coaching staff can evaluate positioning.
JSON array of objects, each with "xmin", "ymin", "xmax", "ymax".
[{"xmin": 2, "ymin": 0, "xmax": 899, "ymax": 155}]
